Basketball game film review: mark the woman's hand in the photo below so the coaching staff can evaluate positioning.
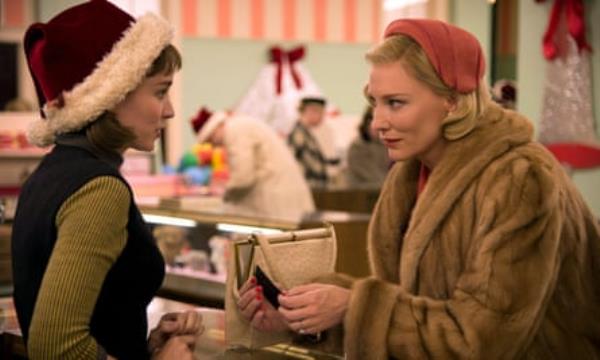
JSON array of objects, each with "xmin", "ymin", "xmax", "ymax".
[
  {"xmin": 151, "ymin": 335, "xmax": 196, "ymax": 360},
  {"xmin": 278, "ymin": 283, "xmax": 350, "ymax": 334},
  {"xmin": 237, "ymin": 276, "xmax": 289, "ymax": 332},
  {"xmin": 148, "ymin": 311, "xmax": 204, "ymax": 355}
]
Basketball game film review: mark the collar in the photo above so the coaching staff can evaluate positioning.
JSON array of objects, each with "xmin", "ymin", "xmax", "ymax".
[
  {"xmin": 55, "ymin": 132, "xmax": 124, "ymax": 169},
  {"xmin": 416, "ymin": 163, "xmax": 430, "ymax": 197},
  {"xmin": 368, "ymin": 102, "xmax": 535, "ymax": 289},
  {"xmin": 403, "ymin": 103, "xmax": 534, "ymax": 290}
]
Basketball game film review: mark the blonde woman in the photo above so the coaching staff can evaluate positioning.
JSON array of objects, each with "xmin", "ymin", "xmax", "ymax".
[{"xmin": 237, "ymin": 19, "xmax": 600, "ymax": 359}]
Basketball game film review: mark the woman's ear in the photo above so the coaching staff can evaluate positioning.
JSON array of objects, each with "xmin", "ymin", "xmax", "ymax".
[{"xmin": 444, "ymin": 96, "xmax": 458, "ymax": 114}]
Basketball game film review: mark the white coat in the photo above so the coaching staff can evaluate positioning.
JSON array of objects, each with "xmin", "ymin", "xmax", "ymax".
[{"xmin": 222, "ymin": 116, "xmax": 315, "ymax": 221}]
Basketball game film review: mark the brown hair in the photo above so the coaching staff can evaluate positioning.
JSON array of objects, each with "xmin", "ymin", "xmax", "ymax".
[
  {"xmin": 365, "ymin": 35, "xmax": 490, "ymax": 140},
  {"xmin": 87, "ymin": 44, "xmax": 182, "ymax": 154}
]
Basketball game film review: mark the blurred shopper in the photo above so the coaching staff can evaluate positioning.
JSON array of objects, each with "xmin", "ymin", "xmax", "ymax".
[
  {"xmin": 11, "ymin": 2, "xmax": 202, "ymax": 359},
  {"xmin": 491, "ymin": 79, "xmax": 517, "ymax": 110},
  {"xmin": 287, "ymin": 97, "xmax": 340, "ymax": 187},
  {"xmin": 192, "ymin": 107, "xmax": 315, "ymax": 221},
  {"xmin": 346, "ymin": 106, "xmax": 389, "ymax": 187},
  {"xmin": 237, "ymin": 18, "xmax": 600, "ymax": 359}
]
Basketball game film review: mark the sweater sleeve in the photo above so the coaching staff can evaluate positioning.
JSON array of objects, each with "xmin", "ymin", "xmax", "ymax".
[
  {"xmin": 27, "ymin": 176, "xmax": 130, "ymax": 359},
  {"xmin": 343, "ymin": 156, "xmax": 563, "ymax": 359}
]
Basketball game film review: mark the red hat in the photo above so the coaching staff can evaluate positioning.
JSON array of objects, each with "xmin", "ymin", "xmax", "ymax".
[
  {"xmin": 191, "ymin": 107, "xmax": 228, "ymax": 143},
  {"xmin": 24, "ymin": 0, "xmax": 173, "ymax": 146},
  {"xmin": 190, "ymin": 107, "xmax": 213, "ymax": 134},
  {"xmin": 383, "ymin": 19, "xmax": 485, "ymax": 93}
]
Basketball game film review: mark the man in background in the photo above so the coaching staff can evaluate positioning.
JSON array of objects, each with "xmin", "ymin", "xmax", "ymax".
[{"xmin": 288, "ymin": 97, "xmax": 340, "ymax": 187}]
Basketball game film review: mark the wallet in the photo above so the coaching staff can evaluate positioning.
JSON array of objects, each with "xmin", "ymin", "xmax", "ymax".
[{"xmin": 255, "ymin": 265, "xmax": 281, "ymax": 308}]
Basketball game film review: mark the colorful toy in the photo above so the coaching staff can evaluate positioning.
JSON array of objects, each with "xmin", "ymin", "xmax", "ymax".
[
  {"xmin": 174, "ymin": 144, "xmax": 228, "ymax": 186},
  {"xmin": 178, "ymin": 151, "xmax": 198, "ymax": 172}
]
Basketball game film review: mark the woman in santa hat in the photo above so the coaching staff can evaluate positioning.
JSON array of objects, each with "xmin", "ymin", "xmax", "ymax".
[
  {"xmin": 11, "ymin": 1, "xmax": 202, "ymax": 358},
  {"xmin": 237, "ymin": 18, "xmax": 600, "ymax": 358}
]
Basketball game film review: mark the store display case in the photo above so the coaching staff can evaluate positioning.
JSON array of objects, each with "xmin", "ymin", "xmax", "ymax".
[
  {"xmin": 312, "ymin": 185, "xmax": 381, "ymax": 213},
  {"xmin": 141, "ymin": 199, "xmax": 371, "ymax": 308},
  {"xmin": 0, "ymin": 224, "xmax": 12, "ymax": 297}
]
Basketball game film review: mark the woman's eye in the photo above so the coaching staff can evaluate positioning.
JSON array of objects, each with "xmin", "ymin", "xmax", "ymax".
[
  {"xmin": 387, "ymin": 99, "xmax": 406, "ymax": 109},
  {"xmin": 156, "ymin": 89, "xmax": 168, "ymax": 98}
]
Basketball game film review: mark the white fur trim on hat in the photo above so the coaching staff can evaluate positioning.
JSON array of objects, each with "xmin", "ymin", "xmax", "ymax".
[
  {"xmin": 196, "ymin": 112, "xmax": 228, "ymax": 143},
  {"xmin": 27, "ymin": 13, "xmax": 174, "ymax": 147}
]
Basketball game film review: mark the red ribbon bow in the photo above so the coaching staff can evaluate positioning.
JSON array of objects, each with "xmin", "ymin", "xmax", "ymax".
[
  {"xmin": 269, "ymin": 46, "xmax": 305, "ymax": 95},
  {"xmin": 539, "ymin": 0, "xmax": 592, "ymax": 60}
]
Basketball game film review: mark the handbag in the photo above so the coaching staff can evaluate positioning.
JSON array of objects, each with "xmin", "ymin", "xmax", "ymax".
[{"xmin": 225, "ymin": 224, "xmax": 338, "ymax": 350}]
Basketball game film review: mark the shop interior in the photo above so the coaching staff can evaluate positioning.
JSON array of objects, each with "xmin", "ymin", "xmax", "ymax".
[{"xmin": 1, "ymin": 0, "xmax": 599, "ymax": 358}]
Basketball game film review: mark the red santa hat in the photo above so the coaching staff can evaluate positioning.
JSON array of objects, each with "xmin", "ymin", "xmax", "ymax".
[
  {"xmin": 190, "ymin": 106, "xmax": 228, "ymax": 143},
  {"xmin": 24, "ymin": 0, "xmax": 173, "ymax": 146}
]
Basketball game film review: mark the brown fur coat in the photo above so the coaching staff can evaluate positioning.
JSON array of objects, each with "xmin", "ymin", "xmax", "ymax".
[{"xmin": 335, "ymin": 103, "xmax": 600, "ymax": 359}]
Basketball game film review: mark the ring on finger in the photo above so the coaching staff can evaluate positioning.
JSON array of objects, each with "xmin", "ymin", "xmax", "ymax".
[{"xmin": 298, "ymin": 319, "xmax": 305, "ymax": 334}]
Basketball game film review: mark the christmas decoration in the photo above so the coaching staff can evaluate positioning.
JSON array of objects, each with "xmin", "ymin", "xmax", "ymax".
[
  {"xmin": 234, "ymin": 45, "xmax": 333, "ymax": 135},
  {"xmin": 537, "ymin": 0, "xmax": 600, "ymax": 170}
]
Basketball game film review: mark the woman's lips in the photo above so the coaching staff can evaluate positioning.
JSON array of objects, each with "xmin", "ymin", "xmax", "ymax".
[{"xmin": 382, "ymin": 138, "xmax": 401, "ymax": 147}]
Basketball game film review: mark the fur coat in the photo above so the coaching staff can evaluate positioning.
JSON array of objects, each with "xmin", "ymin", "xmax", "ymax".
[{"xmin": 331, "ymin": 103, "xmax": 600, "ymax": 359}]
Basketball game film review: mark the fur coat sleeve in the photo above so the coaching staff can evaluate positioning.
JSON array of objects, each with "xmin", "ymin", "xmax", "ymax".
[{"xmin": 342, "ymin": 104, "xmax": 600, "ymax": 359}]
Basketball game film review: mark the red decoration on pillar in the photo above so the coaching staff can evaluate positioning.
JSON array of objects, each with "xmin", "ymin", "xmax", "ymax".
[
  {"xmin": 539, "ymin": 0, "xmax": 592, "ymax": 59},
  {"xmin": 537, "ymin": 0, "xmax": 600, "ymax": 170},
  {"xmin": 545, "ymin": 144, "xmax": 600, "ymax": 169}
]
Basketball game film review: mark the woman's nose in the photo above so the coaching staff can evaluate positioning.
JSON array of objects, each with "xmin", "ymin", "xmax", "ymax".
[
  {"xmin": 371, "ymin": 106, "xmax": 388, "ymax": 130},
  {"xmin": 163, "ymin": 95, "xmax": 175, "ymax": 120}
]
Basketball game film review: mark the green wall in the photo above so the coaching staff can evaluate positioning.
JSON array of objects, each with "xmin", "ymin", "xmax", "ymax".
[
  {"xmin": 181, "ymin": 38, "xmax": 371, "ymax": 150},
  {"xmin": 451, "ymin": 0, "xmax": 492, "ymax": 82},
  {"xmin": 38, "ymin": 0, "xmax": 80, "ymax": 21}
]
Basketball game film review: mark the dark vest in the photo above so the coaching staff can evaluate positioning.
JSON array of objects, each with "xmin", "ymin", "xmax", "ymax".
[{"xmin": 12, "ymin": 144, "xmax": 165, "ymax": 359}]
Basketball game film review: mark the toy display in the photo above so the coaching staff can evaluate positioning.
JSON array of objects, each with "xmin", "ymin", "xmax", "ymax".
[{"xmin": 176, "ymin": 142, "xmax": 229, "ymax": 188}]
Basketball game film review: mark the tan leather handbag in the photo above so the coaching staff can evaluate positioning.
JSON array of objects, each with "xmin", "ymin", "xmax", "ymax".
[{"xmin": 225, "ymin": 225, "xmax": 337, "ymax": 350}]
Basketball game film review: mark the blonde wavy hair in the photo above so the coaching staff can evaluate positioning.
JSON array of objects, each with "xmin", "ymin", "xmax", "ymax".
[{"xmin": 365, "ymin": 35, "xmax": 491, "ymax": 140}]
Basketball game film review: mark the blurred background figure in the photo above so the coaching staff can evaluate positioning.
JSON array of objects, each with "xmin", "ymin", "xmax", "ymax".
[
  {"xmin": 3, "ymin": 97, "xmax": 33, "ymax": 112},
  {"xmin": 346, "ymin": 106, "xmax": 389, "ymax": 188},
  {"xmin": 192, "ymin": 107, "xmax": 315, "ymax": 221},
  {"xmin": 288, "ymin": 97, "xmax": 340, "ymax": 187},
  {"xmin": 153, "ymin": 226, "xmax": 190, "ymax": 267},
  {"xmin": 491, "ymin": 79, "xmax": 517, "ymax": 110}
]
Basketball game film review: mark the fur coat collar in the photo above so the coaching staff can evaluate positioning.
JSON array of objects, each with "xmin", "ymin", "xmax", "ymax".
[{"xmin": 368, "ymin": 103, "xmax": 534, "ymax": 291}]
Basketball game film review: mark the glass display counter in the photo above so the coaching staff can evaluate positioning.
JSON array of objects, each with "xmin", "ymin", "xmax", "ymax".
[
  {"xmin": 141, "ymin": 198, "xmax": 371, "ymax": 308},
  {"xmin": 0, "ymin": 193, "xmax": 372, "ymax": 309},
  {"xmin": 311, "ymin": 185, "xmax": 381, "ymax": 213}
]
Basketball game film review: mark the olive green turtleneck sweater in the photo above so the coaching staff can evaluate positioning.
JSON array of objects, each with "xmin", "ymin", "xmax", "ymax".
[{"xmin": 27, "ymin": 176, "xmax": 130, "ymax": 359}]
